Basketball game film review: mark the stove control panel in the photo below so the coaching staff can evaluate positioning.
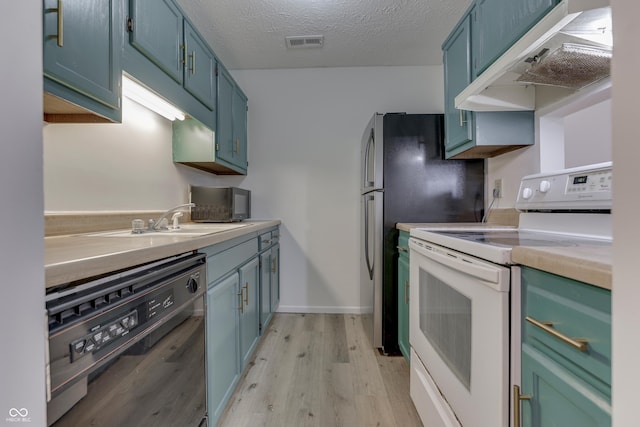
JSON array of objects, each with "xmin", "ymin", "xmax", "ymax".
[{"xmin": 516, "ymin": 162, "xmax": 612, "ymax": 211}]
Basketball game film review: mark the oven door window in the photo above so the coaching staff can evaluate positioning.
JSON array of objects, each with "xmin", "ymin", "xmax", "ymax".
[{"xmin": 419, "ymin": 269, "xmax": 471, "ymax": 390}]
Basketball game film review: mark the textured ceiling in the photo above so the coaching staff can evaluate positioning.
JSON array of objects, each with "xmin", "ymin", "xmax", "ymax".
[{"xmin": 176, "ymin": 0, "xmax": 473, "ymax": 70}]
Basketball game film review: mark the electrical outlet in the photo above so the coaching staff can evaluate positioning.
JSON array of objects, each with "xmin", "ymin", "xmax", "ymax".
[{"xmin": 493, "ymin": 178, "xmax": 503, "ymax": 198}]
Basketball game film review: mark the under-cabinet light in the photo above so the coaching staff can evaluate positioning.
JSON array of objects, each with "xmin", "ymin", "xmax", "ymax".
[{"xmin": 122, "ymin": 76, "xmax": 185, "ymax": 121}]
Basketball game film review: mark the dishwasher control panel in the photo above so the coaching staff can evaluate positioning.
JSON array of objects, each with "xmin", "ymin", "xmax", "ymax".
[{"xmin": 69, "ymin": 310, "xmax": 139, "ymax": 363}]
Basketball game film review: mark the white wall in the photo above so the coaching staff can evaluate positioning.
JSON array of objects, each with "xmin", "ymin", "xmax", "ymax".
[
  {"xmin": 564, "ymin": 99, "xmax": 612, "ymax": 168},
  {"xmin": 1, "ymin": 3, "xmax": 46, "ymax": 424},
  {"xmin": 487, "ymin": 90, "xmax": 612, "ymax": 208},
  {"xmin": 44, "ymin": 98, "xmax": 222, "ymax": 212},
  {"xmin": 229, "ymin": 66, "xmax": 445, "ymax": 312},
  {"xmin": 611, "ymin": 2, "xmax": 640, "ymax": 426}
]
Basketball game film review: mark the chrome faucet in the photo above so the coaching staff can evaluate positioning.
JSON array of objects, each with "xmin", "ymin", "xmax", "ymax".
[{"xmin": 149, "ymin": 203, "xmax": 195, "ymax": 231}]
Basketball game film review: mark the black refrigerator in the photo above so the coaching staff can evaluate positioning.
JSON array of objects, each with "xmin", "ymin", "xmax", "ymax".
[{"xmin": 360, "ymin": 113, "xmax": 484, "ymax": 354}]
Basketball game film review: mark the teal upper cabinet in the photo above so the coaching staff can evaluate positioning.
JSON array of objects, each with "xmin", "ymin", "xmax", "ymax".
[
  {"xmin": 183, "ymin": 21, "xmax": 216, "ymax": 109},
  {"xmin": 472, "ymin": 0, "xmax": 559, "ymax": 77},
  {"xmin": 129, "ymin": 0, "xmax": 183, "ymax": 84},
  {"xmin": 442, "ymin": 3, "xmax": 535, "ymax": 159},
  {"xmin": 232, "ymin": 86, "xmax": 249, "ymax": 169},
  {"xmin": 443, "ymin": 11, "xmax": 474, "ymax": 154},
  {"xmin": 217, "ymin": 66, "xmax": 235, "ymax": 166},
  {"xmin": 128, "ymin": 0, "xmax": 216, "ymax": 110},
  {"xmin": 217, "ymin": 65, "xmax": 249, "ymax": 173},
  {"xmin": 43, "ymin": 0, "xmax": 122, "ymax": 123},
  {"xmin": 124, "ymin": 0, "xmax": 216, "ymax": 129}
]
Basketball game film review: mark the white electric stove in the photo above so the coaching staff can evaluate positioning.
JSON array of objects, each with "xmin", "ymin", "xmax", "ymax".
[
  {"xmin": 411, "ymin": 161, "xmax": 612, "ymax": 264},
  {"xmin": 408, "ymin": 162, "xmax": 612, "ymax": 427}
]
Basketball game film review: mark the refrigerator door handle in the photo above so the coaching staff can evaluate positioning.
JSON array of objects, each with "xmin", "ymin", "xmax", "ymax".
[
  {"xmin": 362, "ymin": 188, "xmax": 384, "ymax": 196},
  {"xmin": 364, "ymin": 194, "xmax": 375, "ymax": 280},
  {"xmin": 363, "ymin": 128, "xmax": 375, "ymax": 187}
]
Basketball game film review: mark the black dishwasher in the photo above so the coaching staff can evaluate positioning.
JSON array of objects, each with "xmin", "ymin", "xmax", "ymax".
[{"xmin": 46, "ymin": 252, "xmax": 207, "ymax": 426}]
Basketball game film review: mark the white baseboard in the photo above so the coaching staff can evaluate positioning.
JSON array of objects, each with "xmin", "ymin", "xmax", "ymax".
[{"xmin": 277, "ymin": 305, "xmax": 366, "ymax": 314}]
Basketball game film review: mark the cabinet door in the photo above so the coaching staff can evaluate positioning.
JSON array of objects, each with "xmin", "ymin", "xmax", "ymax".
[
  {"xmin": 259, "ymin": 250, "xmax": 272, "ymax": 331},
  {"xmin": 520, "ymin": 344, "xmax": 611, "ymax": 427},
  {"xmin": 270, "ymin": 244, "xmax": 280, "ymax": 313},
  {"xmin": 231, "ymin": 88, "xmax": 248, "ymax": 169},
  {"xmin": 43, "ymin": 0, "xmax": 121, "ymax": 109},
  {"xmin": 397, "ymin": 253, "xmax": 410, "ymax": 363},
  {"xmin": 473, "ymin": 0, "xmax": 558, "ymax": 76},
  {"xmin": 238, "ymin": 257, "xmax": 260, "ymax": 370},
  {"xmin": 129, "ymin": 0, "xmax": 183, "ymax": 84},
  {"xmin": 443, "ymin": 12, "xmax": 474, "ymax": 152},
  {"xmin": 206, "ymin": 273, "xmax": 240, "ymax": 426},
  {"xmin": 216, "ymin": 66, "xmax": 235, "ymax": 165},
  {"xmin": 183, "ymin": 21, "xmax": 216, "ymax": 110}
]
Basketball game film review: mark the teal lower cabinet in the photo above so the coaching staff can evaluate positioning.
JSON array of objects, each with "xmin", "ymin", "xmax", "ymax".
[
  {"xmin": 397, "ymin": 231, "xmax": 410, "ymax": 363},
  {"xmin": 206, "ymin": 272, "xmax": 240, "ymax": 425},
  {"xmin": 258, "ymin": 228, "xmax": 280, "ymax": 332},
  {"xmin": 520, "ymin": 344, "xmax": 611, "ymax": 427},
  {"xmin": 515, "ymin": 267, "xmax": 611, "ymax": 427},
  {"xmin": 202, "ymin": 235, "xmax": 258, "ymax": 427},
  {"xmin": 203, "ymin": 225, "xmax": 281, "ymax": 426},
  {"xmin": 238, "ymin": 257, "xmax": 260, "ymax": 371},
  {"xmin": 269, "ymin": 243, "xmax": 280, "ymax": 315}
]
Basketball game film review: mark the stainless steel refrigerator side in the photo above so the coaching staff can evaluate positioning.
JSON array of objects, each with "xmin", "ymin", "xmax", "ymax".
[{"xmin": 360, "ymin": 114, "xmax": 384, "ymax": 349}]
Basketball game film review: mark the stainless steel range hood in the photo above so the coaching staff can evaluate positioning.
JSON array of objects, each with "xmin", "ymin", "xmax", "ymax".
[{"xmin": 456, "ymin": 0, "xmax": 612, "ymax": 112}]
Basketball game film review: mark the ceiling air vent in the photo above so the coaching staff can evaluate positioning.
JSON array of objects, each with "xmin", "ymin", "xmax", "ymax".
[{"xmin": 285, "ymin": 35, "xmax": 324, "ymax": 49}]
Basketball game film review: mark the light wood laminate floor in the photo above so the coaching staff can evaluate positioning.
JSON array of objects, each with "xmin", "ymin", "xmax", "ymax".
[{"xmin": 218, "ymin": 313, "xmax": 423, "ymax": 427}]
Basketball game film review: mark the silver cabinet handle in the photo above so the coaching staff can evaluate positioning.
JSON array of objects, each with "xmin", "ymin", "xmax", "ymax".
[
  {"xmin": 243, "ymin": 283, "xmax": 249, "ymax": 307},
  {"xmin": 396, "ymin": 245, "xmax": 408, "ymax": 252},
  {"xmin": 525, "ymin": 316, "xmax": 588, "ymax": 352},
  {"xmin": 238, "ymin": 288, "xmax": 244, "ymax": 313},
  {"xmin": 459, "ymin": 109, "xmax": 467, "ymax": 127},
  {"xmin": 189, "ymin": 50, "xmax": 196, "ymax": 74}
]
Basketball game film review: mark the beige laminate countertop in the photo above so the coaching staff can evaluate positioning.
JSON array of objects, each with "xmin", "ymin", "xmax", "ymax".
[
  {"xmin": 45, "ymin": 220, "xmax": 280, "ymax": 289},
  {"xmin": 511, "ymin": 245, "xmax": 611, "ymax": 290},
  {"xmin": 397, "ymin": 222, "xmax": 612, "ymax": 290}
]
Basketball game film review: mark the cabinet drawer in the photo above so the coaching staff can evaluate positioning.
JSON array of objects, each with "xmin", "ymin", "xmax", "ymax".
[
  {"xmin": 522, "ymin": 268, "xmax": 611, "ymax": 388},
  {"xmin": 206, "ymin": 238, "xmax": 258, "ymax": 285},
  {"xmin": 259, "ymin": 231, "xmax": 278, "ymax": 250},
  {"xmin": 258, "ymin": 231, "xmax": 271, "ymax": 249}
]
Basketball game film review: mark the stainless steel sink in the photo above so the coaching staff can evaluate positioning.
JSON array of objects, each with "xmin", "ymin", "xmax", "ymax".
[{"xmin": 82, "ymin": 223, "xmax": 253, "ymax": 238}]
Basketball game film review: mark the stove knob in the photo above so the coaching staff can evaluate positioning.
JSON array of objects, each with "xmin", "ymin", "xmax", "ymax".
[
  {"xmin": 539, "ymin": 180, "xmax": 551, "ymax": 193},
  {"xmin": 186, "ymin": 277, "xmax": 199, "ymax": 294},
  {"xmin": 522, "ymin": 187, "xmax": 533, "ymax": 199}
]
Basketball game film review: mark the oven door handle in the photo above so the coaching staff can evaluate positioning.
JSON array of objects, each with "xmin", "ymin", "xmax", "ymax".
[{"xmin": 409, "ymin": 238, "xmax": 503, "ymax": 286}]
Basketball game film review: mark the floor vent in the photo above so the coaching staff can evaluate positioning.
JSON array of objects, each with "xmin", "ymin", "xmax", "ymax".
[{"xmin": 285, "ymin": 35, "xmax": 324, "ymax": 49}]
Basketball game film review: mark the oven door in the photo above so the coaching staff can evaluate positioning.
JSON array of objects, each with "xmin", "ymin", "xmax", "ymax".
[{"xmin": 409, "ymin": 238, "xmax": 510, "ymax": 427}]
